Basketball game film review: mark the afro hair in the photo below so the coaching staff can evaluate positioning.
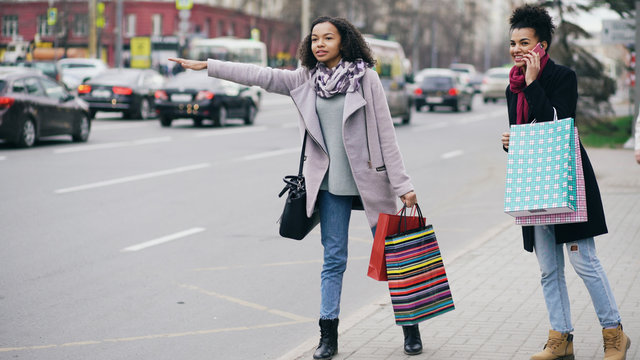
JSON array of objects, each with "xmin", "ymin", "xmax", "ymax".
[{"xmin": 510, "ymin": 4, "xmax": 555, "ymax": 49}]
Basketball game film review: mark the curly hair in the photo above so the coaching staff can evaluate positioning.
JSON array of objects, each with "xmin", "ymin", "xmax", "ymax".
[
  {"xmin": 297, "ymin": 16, "xmax": 375, "ymax": 69},
  {"xmin": 510, "ymin": 4, "xmax": 555, "ymax": 49}
]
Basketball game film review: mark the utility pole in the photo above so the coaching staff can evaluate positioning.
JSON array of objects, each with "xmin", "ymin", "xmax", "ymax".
[
  {"xmin": 115, "ymin": 0, "xmax": 123, "ymax": 68},
  {"xmin": 301, "ymin": 0, "xmax": 310, "ymax": 42},
  {"xmin": 88, "ymin": 0, "xmax": 97, "ymax": 58},
  {"xmin": 635, "ymin": 1, "xmax": 640, "ymax": 127},
  {"xmin": 411, "ymin": 0, "xmax": 420, "ymax": 73}
]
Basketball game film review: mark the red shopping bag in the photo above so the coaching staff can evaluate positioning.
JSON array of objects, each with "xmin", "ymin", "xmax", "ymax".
[{"xmin": 367, "ymin": 208, "xmax": 425, "ymax": 281}]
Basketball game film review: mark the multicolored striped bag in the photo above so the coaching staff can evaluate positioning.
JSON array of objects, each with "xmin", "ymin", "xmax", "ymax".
[{"xmin": 384, "ymin": 205, "xmax": 455, "ymax": 326}]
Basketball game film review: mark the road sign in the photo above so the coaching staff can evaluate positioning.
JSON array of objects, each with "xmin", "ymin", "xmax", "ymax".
[
  {"xmin": 602, "ymin": 19, "xmax": 635, "ymax": 44},
  {"xmin": 47, "ymin": 8, "xmax": 57, "ymax": 26},
  {"xmin": 176, "ymin": 0, "xmax": 193, "ymax": 10},
  {"xmin": 130, "ymin": 37, "xmax": 151, "ymax": 68}
]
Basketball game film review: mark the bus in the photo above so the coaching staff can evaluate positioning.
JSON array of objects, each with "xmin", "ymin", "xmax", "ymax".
[
  {"xmin": 189, "ymin": 37, "xmax": 267, "ymax": 67},
  {"xmin": 364, "ymin": 36, "xmax": 412, "ymax": 124}
]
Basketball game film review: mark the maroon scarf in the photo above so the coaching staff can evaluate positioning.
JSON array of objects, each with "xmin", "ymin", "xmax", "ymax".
[{"xmin": 509, "ymin": 52, "xmax": 549, "ymax": 124}]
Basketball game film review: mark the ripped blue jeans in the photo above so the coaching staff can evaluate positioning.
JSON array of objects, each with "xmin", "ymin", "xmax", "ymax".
[{"xmin": 533, "ymin": 225, "xmax": 621, "ymax": 332}]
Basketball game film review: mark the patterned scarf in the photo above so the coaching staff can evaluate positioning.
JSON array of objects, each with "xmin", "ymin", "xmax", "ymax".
[
  {"xmin": 509, "ymin": 52, "xmax": 549, "ymax": 124},
  {"xmin": 311, "ymin": 59, "xmax": 368, "ymax": 98}
]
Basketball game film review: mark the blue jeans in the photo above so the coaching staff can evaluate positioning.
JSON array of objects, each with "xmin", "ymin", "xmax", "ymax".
[
  {"xmin": 318, "ymin": 191, "xmax": 354, "ymax": 319},
  {"xmin": 533, "ymin": 225, "xmax": 621, "ymax": 332}
]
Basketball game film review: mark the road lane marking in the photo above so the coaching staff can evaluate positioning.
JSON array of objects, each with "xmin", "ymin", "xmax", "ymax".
[
  {"xmin": 55, "ymin": 163, "xmax": 211, "ymax": 194},
  {"xmin": 121, "ymin": 227, "xmax": 205, "ymax": 252},
  {"xmin": 53, "ymin": 136, "xmax": 172, "ymax": 154},
  {"xmin": 414, "ymin": 122, "xmax": 448, "ymax": 132},
  {"xmin": 191, "ymin": 256, "xmax": 369, "ymax": 272},
  {"xmin": 193, "ymin": 126, "xmax": 267, "ymax": 138},
  {"xmin": 242, "ymin": 147, "xmax": 299, "ymax": 161},
  {"xmin": 178, "ymin": 283, "xmax": 314, "ymax": 322},
  {"xmin": 442, "ymin": 149, "xmax": 464, "ymax": 159},
  {"xmin": 91, "ymin": 122, "xmax": 153, "ymax": 131},
  {"xmin": 0, "ymin": 321, "xmax": 306, "ymax": 353}
]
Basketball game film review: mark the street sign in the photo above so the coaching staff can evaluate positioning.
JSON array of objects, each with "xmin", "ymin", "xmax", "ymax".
[
  {"xmin": 602, "ymin": 19, "xmax": 635, "ymax": 44},
  {"xmin": 176, "ymin": 0, "xmax": 193, "ymax": 10},
  {"xmin": 130, "ymin": 37, "xmax": 151, "ymax": 68},
  {"xmin": 47, "ymin": 8, "xmax": 57, "ymax": 26}
]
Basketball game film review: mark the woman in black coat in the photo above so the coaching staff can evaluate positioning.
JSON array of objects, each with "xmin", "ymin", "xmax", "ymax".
[{"xmin": 501, "ymin": 5, "xmax": 630, "ymax": 360}]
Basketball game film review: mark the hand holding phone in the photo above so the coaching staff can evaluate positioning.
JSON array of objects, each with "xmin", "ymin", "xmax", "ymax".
[{"xmin": 531, "ymin": 43, "xmax": 545, "ymax": 57}]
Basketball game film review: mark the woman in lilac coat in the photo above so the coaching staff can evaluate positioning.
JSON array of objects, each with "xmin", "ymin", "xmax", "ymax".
[{"xmin": 170, "ymin": 16, "xmax": 421, "ymax": 359}]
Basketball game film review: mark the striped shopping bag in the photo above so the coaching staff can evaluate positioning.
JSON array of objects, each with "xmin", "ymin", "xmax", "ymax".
[{"xmin": 384, "ymin": 205, "xmax": 455, "ymax": 326}]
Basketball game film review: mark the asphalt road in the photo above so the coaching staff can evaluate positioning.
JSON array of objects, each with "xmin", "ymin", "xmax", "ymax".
[{"xmin": 0, "ymin": 92, "xmax": 512, "ymax": 359}]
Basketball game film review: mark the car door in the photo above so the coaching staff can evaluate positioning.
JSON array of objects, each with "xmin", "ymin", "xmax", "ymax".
[
  {"xmin": 22, "ymin": 76, "xmax": 60, "ymax": 136},
  {"xmin": 39, "ymin": 77, "xmax": 72, "ymax": 134}
]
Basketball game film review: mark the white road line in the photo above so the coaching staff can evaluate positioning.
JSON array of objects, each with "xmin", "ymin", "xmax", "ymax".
[
  {"xmin": 193, "ymin": 126, "xmax": 267, "ymax": 138},
  {"xmin": 414, "ymin": 122, "xmax": 448, "ymax": 132},
  {"xmin": 121, "ymin": 227, "xmax": 205, "ymax": 252},
  {"xmin": 91, "ymin": 122, "xmax": 153, "ymax": 131},
  {"xmin": 242, "ymin": 147, "xmax": 299, "ymax": 161},
  {"xmin": 441, "ymin": 149, "xmax": 464, "ymax": 159},
  {"xmin": 54, "ymin": 136, "xmax": 172, "ymax": 154},
  {"xmin": 54, "ymin": 163, "xmax": 211, "ymax": 194}
]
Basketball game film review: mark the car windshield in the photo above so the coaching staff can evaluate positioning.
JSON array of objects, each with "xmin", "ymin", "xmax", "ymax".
[
  {"xmin": 421, "ymin": 76, "xmax": 453, "ymax": 90},
  {"xmin": 165, "ymin": 72, "xmax": 224, "ymax": 90},
  {"xmin": 88, "ymin": 69, "xmax": 141, "ymax": 86}
]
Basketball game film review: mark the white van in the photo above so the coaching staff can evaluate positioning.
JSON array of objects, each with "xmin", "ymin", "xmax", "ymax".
[
  {"xmin": 364, "ymin": 36, "xmax": 412, "ymax": 124},
  {"xmin": 189, "ymin": 37, "xmax": 266, "ymax": 107},
  {"xmin": 2, "ymin": 40, "xmax": 30, "ymax": 63}
]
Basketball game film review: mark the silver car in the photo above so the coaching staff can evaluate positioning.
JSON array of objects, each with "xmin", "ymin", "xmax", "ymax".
[
  {"xmin": 481, "ymin": 67, "xmax": 510, "ymax": 103},
  {"xmin": 56, "ymin": 58, "xmax": 108, "ymax": 91}
]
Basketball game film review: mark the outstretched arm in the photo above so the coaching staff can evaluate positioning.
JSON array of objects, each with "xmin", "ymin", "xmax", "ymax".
[{"xmin": 168, "ymin": 58, "xmax": 207, "ymax": 71}]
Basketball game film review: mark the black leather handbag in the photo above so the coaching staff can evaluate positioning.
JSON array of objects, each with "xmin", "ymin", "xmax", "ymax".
[{"xmin": 278, "ymin": 132, "xmax": 320, "ymax": 240}]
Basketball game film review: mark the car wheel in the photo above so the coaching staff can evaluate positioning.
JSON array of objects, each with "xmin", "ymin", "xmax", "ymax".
[
  {"xmin": 243, "ymin": 103, "xmax": 257, "ymax": 125},
  {"xmin": 139, "ymin": 98, "xmax": 152, "ymax": 120},
  {"xmin": 415, "ymin": 104, "xmax": 422, "ymax": 112},
  {"xmin": 467, "ymin": 102, "xmax": 473, "ymax": 112},
  {"xmin": 214, "ymin": 106, "xmax": 227, "ymax": 127},
  {"xmin": 483, "ymin": 98, "xmax": 489, "ymax": 104},
  {"xmin": 160, "ymin": 116, "xmax": 173, "ymax": 127},
  {"xmin": 401, "ymin": 109, "xmax": 411, "ymax": 125},
  {"xmin": 90, "ymin": 109, "xmax": 97, "ymax": 119},
  {"xmin": 453, "ymin": 102, "xmax": 460, "ymax": 112},
  {"xmin": 492, "ymin": 98, "xmax": 498, "ymax": 103},
  {"xmin": 72, "ymin": 114, "xmax": 90, "ymax": 142},
  {"xmin": 428, "ymin": 106, "xmax": 434, "ymax": 112},
  {"xmin": 193, "ymin": 118, "xmax": 204, "ymax": 127},
  {"xmin": 16, "ymin": 118, "xmax": 36, "ymax": 148}
]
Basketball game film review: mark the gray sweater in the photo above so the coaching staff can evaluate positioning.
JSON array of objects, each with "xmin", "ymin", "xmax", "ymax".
[{"xmin": 316, "ymin": 94, "xmax": 359, "ymax": 196}]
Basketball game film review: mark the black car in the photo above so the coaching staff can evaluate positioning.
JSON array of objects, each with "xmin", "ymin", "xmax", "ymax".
[
  {"xmin": 0, "ymin": 70, "xmax": 91, "ymax": 147},
  {"xmin": 154, "ymin": 70, "xmax": 259, "ymax": 127},
  {"xmin": 77, "ymin": 68, "xmax": 165, "ymax": 119},
  {"xmin": 413, "ymin": 69, "xmax": 474, "ymax": 112}
]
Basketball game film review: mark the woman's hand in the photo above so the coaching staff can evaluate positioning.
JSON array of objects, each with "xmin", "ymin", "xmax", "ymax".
[
  {"xmin": 502, "ymin": 131, "xmax": 510, "ymax": 149},
  {"xmin": 401, "ymin": 191, "xmax": 417, "ymax": 208},
  {"xmin": 522, "ymin": 49, "xmax": 540, "ymax": 85},
  {"xmin": 168, "ymin": 58, "xmax": 207, "ymax": 71}
]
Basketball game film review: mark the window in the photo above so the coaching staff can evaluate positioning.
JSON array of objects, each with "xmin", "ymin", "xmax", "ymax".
[
  {"xmin": 2, "ymin": 15, "xmax": 18, "ymax": 37},
  {"xmin": 74, "ymin": 14, "xmax": 88, "ymax": 36},
  {"xmin": 37, "ymin": 15, "xmax": 54, "ymax": 36},
  {"xmin": 11, "ymin": 79, "xmax": 25, "ymax": 94},
  {"xmin": 217, "ymin": 20, "xmax": 224, "ymax": 37},
  {"xmin": 24, "ymin": 77, "xmax": 45, "ymax": 97},
  {"xmin": 125, "ymin": 14, "xmax": 136, "ymax": 37},
  {"xmin": 203, "ymin": 18, "xmax": 211, "ymax": 37},
  {"xmin": 152, "ymin": 14, "xmax": 162, "ymax": 36},
  {"xmin": 41, "ymin": 77, "xmax": 67, "ymax": 101}
]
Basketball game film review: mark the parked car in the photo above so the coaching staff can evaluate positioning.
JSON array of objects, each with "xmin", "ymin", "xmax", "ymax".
[
  {"xmin": 365, "ymin": 36, "xmax": 412, "ymax": 124},
  {"xmin": 0, "ymin": 71, "xmax": 91, "ymax": 147},
  {"xmin": 413, "ymin": 68, "xmax": 474, "ymax": 112},
  {"xmin": 16, "ymin": 61, "xmax": 60, "ymax": 81},
  {"xmin": 154, "ymin": 70, "xmax": 260, "ymax": 127},
  {"xmin": 481, "ymin": 67, "xmax": 511, "ymax": 103},
  {"xmin": 77, "ymin": 68, "xmax": 165, "ymax": 119},
  {"xmin": 56, "ymin": 58, "xmax": 107, "ymax": 90}
]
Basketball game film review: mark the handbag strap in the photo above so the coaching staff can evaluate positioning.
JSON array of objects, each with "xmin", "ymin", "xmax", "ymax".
[
  {"xmin": 397, "ymin": 203, "xmax": 425, "ymax": 234},
  {"xmin": 297, "ymin": 131, "xmax": 308, "ymax": 176}
]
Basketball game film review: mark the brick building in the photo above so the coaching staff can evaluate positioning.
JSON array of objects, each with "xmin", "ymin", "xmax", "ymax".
[{"xmin": 0, "ymin": 0, "xmax": 300, "ymax": 68}]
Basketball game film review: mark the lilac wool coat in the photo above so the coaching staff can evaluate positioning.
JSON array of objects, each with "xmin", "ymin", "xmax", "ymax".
[{"xmin": 207, "ymin": 59, "xmax": 414, "ymax": 228}]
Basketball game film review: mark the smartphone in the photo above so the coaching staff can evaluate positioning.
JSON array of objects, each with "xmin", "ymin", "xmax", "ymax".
[{"xmin": 531, "ymin": 42, "xmax": 546, "ymax": 57}]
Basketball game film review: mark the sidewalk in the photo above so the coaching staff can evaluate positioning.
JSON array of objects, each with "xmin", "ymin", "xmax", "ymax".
[{"xmin": 282, "ymin": 148, "xmax": 640, "ymax": 360}]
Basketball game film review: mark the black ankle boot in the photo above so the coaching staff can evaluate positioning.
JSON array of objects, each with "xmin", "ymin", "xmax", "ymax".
[
  {"xmin": 313, "ymin": 318, "xmax": 339, "ymax": 360},
  {"xmin": 402, "ymin": 324, "xmax": 423, "ymax": 355}
]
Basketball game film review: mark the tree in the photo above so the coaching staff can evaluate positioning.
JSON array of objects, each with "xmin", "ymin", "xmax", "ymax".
[{"xmin": 539, "ymin": 0, "xmax": 633, "ymax": 125}]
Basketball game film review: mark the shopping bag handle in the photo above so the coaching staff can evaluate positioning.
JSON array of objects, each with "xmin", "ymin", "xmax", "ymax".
[{"xmin": 397, "ymin": 204, "xmax": 425, "ymax": 234}]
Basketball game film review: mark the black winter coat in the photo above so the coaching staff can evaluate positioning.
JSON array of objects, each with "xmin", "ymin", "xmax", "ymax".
[{"xmin": 505, "ymin": 59, "xmax": 608, "ymax": 252}]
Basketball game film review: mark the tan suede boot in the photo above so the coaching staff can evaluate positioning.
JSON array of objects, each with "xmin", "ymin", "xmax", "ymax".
[
  {"xmin": 603, "ymin": 324, "xmax": 631, "ymax": 360},
  {"xmin": 530, "ymin": 330, "xmax": 575, "ymax": 360}
]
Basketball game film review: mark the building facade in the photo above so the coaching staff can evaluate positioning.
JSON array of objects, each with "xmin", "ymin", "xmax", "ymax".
[{"xmin": 0, "ymin": 0, "xmax": 299, "ymax": 68}]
